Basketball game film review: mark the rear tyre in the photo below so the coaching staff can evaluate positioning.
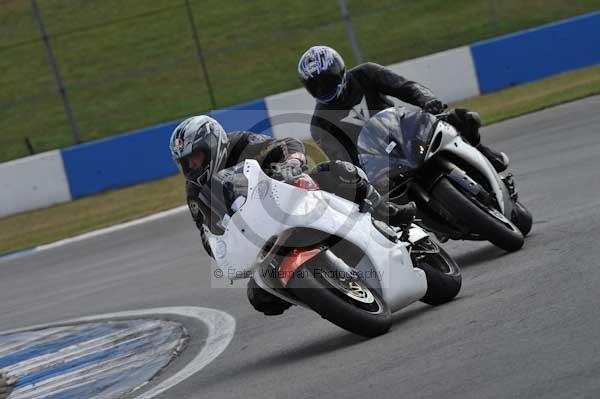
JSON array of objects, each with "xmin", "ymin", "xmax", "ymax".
[
  {"xmin": 432, "ymin": 177, "xmax": 524, "ymax": 252},
  {"xmin": 412, "ymin": 240, "xmax": 462, "ymax": 305},
  {"xmin": 286, "ymin": 258, "xmax": 391, "ymax": 338},
  {"xmin": 511, "ymin": 201, "xmax": 532, "ymax": 236}
]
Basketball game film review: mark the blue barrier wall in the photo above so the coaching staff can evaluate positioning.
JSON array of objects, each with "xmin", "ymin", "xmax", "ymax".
[
  {"xmin": 212, "ymin": 99, "xmax": 273, "ymax": 135},
  {"xmin": 471, "ymin": 11, "xmax": 600, "ymax": 93},
  {"xmin": 62, "ymin": 99, "xmax": 271, "ymax": 199},
  {"xmin": 61, "ymin": 120, "xmax": 181, "ymax": 199}
]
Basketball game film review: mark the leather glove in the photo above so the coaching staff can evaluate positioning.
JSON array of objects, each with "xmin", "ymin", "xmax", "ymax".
[
  {"xmin": 373, "ymin": 201, "xmax": 417, "ymax": 226},
  {"xmin": 270, "ymin": 157, "xmax": 306, "ymax": 182},
  {"xmin": 422, "ymin": 99, "xmax": 446, "ymax": 115}
]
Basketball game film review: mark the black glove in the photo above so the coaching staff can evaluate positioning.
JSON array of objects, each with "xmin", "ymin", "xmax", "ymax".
[
  {"xmin": 270, "ymin": 158, "xmax": 305, "ymax": 182},
  {"xmin": 441, "ymin": 108, "xmax": 482, "ymax": 146},
  {"xmin": 422, "ymin": 99, "xmax": 446, "ymax": 115},
  {"xmin": 373, "ymin": 201, "xmax": 417, "ymax": 226}
]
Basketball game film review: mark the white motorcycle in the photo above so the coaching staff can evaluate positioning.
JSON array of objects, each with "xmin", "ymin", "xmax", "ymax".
[
  {"xmin": 358, "ymin": 107, "xmax": 533, "ymax": 252},
  {"xmin": 201, "ymin": 159, "xmax": 461, "ymax": 337}
]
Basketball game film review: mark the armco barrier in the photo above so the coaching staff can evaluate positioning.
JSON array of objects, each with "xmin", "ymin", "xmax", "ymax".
[
  {"xmin": 471, "ymin": 11, "xmax": 600, "ymax": 93},
  {"xmin": 62, "ymin": 99, "xmax": 272, "ymax": 199},
  {"xmin": 0, "ymin": 150, "xmax": 71, "ymax": 218},
  {"xmin": 266, "ymin": 46, "xmax": 480, "ymax": 141}
]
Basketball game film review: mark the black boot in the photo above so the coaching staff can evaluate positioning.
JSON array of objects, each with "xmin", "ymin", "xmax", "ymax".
[
  {"xmin": 360, "ymin": 182, "xmax": 417, "ymax": 226},
  {"xmin": 477, "ymin": 144, "xmax": 509, "ymax": 173},
  {"xmin": 247, "ymin": 278, "xmax": 292, "ymax": 316},
  {"xmin": 373, "ymin": 201, "xmax": 417, "ymax": 226}
]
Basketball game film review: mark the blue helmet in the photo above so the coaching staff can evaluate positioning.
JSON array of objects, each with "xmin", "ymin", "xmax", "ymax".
[
  {"xmin": 298, "ymin": 45, "xmax": 346, "ymax": 103},
  {"xmin": 169, "ymin": 115, "xmax": 228, "ymax": 186}
]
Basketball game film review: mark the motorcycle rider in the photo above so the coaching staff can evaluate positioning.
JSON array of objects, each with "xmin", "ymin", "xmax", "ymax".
[
  {"xmin": 169, "ymin": 115, "xmax": 416, "ymax": 316},
  {"xmin": 298, "ymin": 45, "xmax": 509, "ymax": 172}
]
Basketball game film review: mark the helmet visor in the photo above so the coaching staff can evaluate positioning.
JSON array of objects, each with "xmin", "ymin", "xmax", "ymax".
[
  {"xmin": 306, "ymin": 72, "xmax": 346, "ymax": 103},
  {"xmin": 179, "ymin": 150, "xmax": 211, "ymax": 185}
]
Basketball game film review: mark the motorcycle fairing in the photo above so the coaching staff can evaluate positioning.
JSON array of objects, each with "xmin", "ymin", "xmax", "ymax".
[
  {"xmin": 205, "ymin": 160, "xmax": 428, "ymax": 312},
  {"xmin": 427, "ymin": 121, "xmax": 513, "ymax": 215},
  {"xmin": 358, "ymin": 107, "xmax": 437, "ymax": 188}
]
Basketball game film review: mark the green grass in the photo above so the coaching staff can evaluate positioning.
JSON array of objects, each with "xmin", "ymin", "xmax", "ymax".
[
  {"xmin": 0, "ymin": 174, "xmax": 185, "ymax": 256},
  {"xmin": 1, "ymin": 64, "xmax": 600, "ymax": 257},
  {"xmin": 451, "ymin": 64, "xmax": 600, "ymax": 124},
  {"xmin": 2, "ymin": 0, "xmax": 600, "ymax": 161}
]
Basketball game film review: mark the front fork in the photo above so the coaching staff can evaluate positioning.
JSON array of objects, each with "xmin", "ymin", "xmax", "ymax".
[{"xmin": 503, "ymin": 173, "xmax": 518, "ymax": 202}]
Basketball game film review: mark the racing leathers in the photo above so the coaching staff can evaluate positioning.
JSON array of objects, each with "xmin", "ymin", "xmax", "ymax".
[
  {"xmin": 310, "ymin": 62, "xmax": 438, "ymax": 165},
  {"xmin": 185, "ymin": 131, "xmax": 304, "ymax": 257},
  {"xmin": 310, "ymin": 62, "xmax": 508, "ymax": 172}
]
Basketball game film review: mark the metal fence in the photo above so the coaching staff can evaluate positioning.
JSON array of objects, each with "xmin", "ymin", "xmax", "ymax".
[{"xmin": 2, "ymin": 0, "xmax": 600, "ymax": 161}]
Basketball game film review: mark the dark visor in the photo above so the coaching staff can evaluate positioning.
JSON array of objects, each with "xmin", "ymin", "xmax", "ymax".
[{"xmin": 306, "ymin": 72, "xmax": 344, "ymax": 102}]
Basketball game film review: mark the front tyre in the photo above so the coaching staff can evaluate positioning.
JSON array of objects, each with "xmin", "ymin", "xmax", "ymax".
[
  {"xmin": 286, "ymin": 260, "xmax": 391, "ymax": 338},
  {"xmin": 432, "ymin": 177, "xmax": 524, "ymax": 252},
  {"xmin": 511, "ymin": 201, "xmax": 532, "ymax": 236},
  {"xmin": 412, "ymin": 239, "xmax": 462, "ymax": 305}
]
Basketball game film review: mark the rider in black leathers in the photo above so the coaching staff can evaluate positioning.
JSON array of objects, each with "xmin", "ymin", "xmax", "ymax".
[
  {"xmin": 169, "ymin": 115, "xmax": 416, "ymax": 316},
  {"xmin": 298, "ymin": 45, "xmax": 509, "ymax": 172}
]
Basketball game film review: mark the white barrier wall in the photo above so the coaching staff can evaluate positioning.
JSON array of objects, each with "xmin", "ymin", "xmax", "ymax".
[
  {"xmin": 0, "ymin": 150, "xmax": 72, "ymax": 218},
  {"xmin": 265, "ymin": 88, "xmax": 316, "ymax": 142},
  {"xmin": 265, "ymin": 46, "xmax": 480, "ymax": 141},
  {"xmin": 386, "ymin": 46, "xmax": 480, "ymax": 103}
]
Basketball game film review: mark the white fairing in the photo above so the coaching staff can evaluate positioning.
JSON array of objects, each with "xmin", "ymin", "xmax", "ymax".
[
  {"xmin": 426, "ymin": 121, "xmax": 508, "ymax": 214},
  {"xmin": 205, "ymin": 160, "xmax": 428, "ymax": 312}
]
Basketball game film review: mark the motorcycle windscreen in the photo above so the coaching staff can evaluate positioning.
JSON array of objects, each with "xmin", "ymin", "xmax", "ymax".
[
  {"xmin": 197, "ymin": 162, "xmax": 248, "ymax": 234},
  {"xmin": 357, "ymin": 107, "xmax": 436, "ymax": 187}
]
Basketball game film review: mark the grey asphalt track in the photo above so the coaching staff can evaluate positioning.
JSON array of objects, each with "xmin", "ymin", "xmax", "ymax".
[{"xmin": 2, "ymin": 96, "xmax": 600, "ymax": 399}]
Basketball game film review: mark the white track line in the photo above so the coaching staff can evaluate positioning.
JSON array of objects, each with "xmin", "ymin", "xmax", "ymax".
[
  {"xmin": 0, "ymin": 306, "xmax": 236, "ymax": 399},
  {"xmin": 0, "ymin": 326, "xmax": 74, "ymax": 354}
]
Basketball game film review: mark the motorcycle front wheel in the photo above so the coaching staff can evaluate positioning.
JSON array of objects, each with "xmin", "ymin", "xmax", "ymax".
[
  {"xmin": 512, "ymin": 200, "xmax": 533, "ymax": 236},
  {"xmin": 411, "ymin": 238, "xmax": 462, "ymax": 306},
  {"xmin": 286, "ymin": 255, "xmax": 391, "ymax": 338},
  {"xmin": 432, "ymin": 177, "xmax": 524, "ymax": 252}
]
